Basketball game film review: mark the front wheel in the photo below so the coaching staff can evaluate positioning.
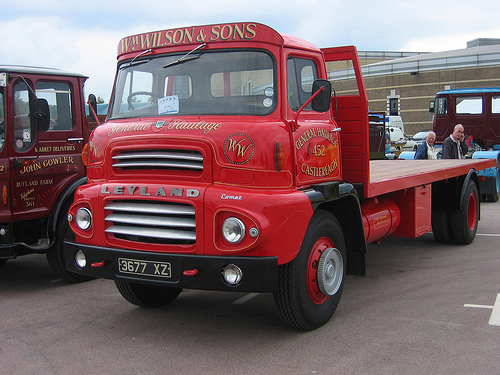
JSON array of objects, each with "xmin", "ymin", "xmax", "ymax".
[
  {"xmin": 274, "ymin": 210, "xmax": 346, "ymax": 330},
  {"xmin": 115, "ymin": 280, "xmax": 182, "ymax": 307},
  {"xmin": 450, "ymin": 180, "xmax": 479, "ymax": 244}
]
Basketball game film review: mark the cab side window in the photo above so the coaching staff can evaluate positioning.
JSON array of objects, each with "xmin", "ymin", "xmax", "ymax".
[
  {"xmin": 13, "ymin": 80, "xmax": 33, "ymax": 152},
  {"xmin": 456, "ymin": 96, "xmax": 482, "ymax": 115},
  {"xmin": 287, "ymin": 57, "xmax": 318, "ymax": 111},
  {"xmin": 492, "ymin": 96, "xmax": 500, "ymax": 114},
  {"xmin": 435, "ymin": 97, "xmax": 447, "ymax": 115},
  {"xmin": 36, "ymin": 81, "xmax": 74, "ymax": 131}
]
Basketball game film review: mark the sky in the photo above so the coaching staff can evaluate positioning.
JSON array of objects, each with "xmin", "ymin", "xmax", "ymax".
[{"xmin": 2, "ymin": 0, "xmax": 500, "ymax": 101}]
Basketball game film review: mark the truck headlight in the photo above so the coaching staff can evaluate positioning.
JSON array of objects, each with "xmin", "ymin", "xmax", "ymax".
[
  {"xmin": 222, "ymin": 217, "xmax": 245, "ymax": 244},
  {"xmin": 222, "ymin": 264, "xmax": 243, "ymax": 286},
  {"xmin": 75, "ymin": 250, "xmax": 87, "ymax": 269},
  {"xmin": 76, "ymin": 208, "xmax": 92, "ymax": 230}
]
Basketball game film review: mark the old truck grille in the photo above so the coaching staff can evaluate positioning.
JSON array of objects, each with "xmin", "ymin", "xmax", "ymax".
[
  {"xmin": 104, "ymin": 200, "xmax": 196, "ymax": 245},
  {"xmin": 112, "ymin": 149, "xmax": 203, "ymax": 171}
]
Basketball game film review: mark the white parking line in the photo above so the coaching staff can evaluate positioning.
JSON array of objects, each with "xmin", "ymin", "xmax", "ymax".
[
  {"xmin": 464, "ymin": 304, "xmax": 494, "ymax": 309},
  {"xmin": 232, "ymin": 293, "xmax": 260, "ymax": 304},
  {"xmin": 489, "ymin": 294, "xmax": 500, "ymax": 326},
  {"xmin": 464, "ymin": 293, "xmax": 500, "ymax": 326}
]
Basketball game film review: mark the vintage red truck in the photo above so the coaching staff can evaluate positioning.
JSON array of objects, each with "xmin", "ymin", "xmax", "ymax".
[
  {"xmin": 430, "ymin": 88, "xmax": 500, "ymax": 202},
  {"xmin": 63, "ymin": 23, "xmax": 496, "ymax": 330},
  {"xmin": 0, "ymin": 65, "xmax": 95, "ymax": 282}
]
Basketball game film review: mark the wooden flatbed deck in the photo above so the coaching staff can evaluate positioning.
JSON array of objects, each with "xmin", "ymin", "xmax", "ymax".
[{"xmin": 367, "ymin": 159, "xmax": 496, "ymax": 198}]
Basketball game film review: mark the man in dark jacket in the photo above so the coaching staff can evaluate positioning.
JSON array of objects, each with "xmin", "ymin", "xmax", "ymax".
[
  {"xmin": 414, "ymin": 131, "xmax": 437, "ymax": 159},
  {"xmin": 442, "ymin": 124, "xmax": 468, "ymax": 159}
]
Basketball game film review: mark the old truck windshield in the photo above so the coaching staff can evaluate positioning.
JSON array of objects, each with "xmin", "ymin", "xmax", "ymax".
[{"xmin": 109, "ymin": 50, "xmax": 276, "ymax": 119}]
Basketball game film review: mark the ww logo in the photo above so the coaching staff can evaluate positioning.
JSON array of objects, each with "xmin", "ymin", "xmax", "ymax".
[{"xmin": 223, "ymin": 133, "xmax": 255, "ymax": 164}]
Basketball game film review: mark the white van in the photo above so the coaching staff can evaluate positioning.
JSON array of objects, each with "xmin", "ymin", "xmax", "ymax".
[
  {"xmin": 388, "ymin": 127, "xmax": 418, "ymax": 153},
  {"xmin": 385, "ymin": 115, "xmax": 405, "ymax": 134}
]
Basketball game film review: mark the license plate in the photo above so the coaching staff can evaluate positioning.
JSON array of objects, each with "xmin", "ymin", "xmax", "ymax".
[{"xmin": 118, "ymin": 258, "xmax": 171, "ymax": 278}]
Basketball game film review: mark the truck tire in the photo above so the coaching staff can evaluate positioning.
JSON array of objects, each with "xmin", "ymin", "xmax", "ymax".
[
  {"xmin": 274, "ymin": 210, "xmax": 346, "ymax": 330},
  {"xmin": 431, "ymin": 209, "xmax": 453, "ymax": 243},
  {"xmin": 46, "ymin": 201, "xmax": 94, "ymax": 283},
  {"xmin": 450, "ymin": 180, "xmax": 479, "ymax": 244},
  {"xmin": 115, "ymin": 280, "xmax": 182, "ymax": 307}
]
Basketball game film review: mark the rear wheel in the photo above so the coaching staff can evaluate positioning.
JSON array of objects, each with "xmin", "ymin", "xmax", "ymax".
[
  {"xmin": 450, "ymin": 180, "xmax": 479, "ymax": 244},
  {"xmin": 274, "ymin": 210, "xmax": 346, "ymax": 330},
  {"xmin": 431, "ymin": 209, "xmax": 453, "ymax": 243},
  {"xmin": 115, "ymin": 280, "xmax": 182, "ymax": 307}
]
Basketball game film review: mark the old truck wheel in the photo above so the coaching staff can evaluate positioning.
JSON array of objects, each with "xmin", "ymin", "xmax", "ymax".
[
  {"xmin": 450, "ymin": 180, "xmax": 479, "ymax": 244},
  {"xmin": 115, "ymin": 281, "xmax": 182, "ymax": 307},
  {"xmin": 46, "ymin": 201, "xmax": 94, "ymax": 283},
  {"xmin": 274, "ymin": 210, "xmax": 346, "ymax": 330},
  {"xmin": 431, "ymin": 209, "xmax": 453, "ymax": 243}
]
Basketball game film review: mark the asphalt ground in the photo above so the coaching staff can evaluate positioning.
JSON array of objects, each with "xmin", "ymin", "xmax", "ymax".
[{"xmin": 1, "ymin": 202, "xmax": 499, "ymax": 375}]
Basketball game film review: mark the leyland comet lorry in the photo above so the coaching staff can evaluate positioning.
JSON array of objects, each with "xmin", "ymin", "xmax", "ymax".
[
  {"xmin": 63, "ymin": 23, "xmax": 495, "ymax": 330},
  {"xmin": 0, "ymin": 66, "xmax": 96, "ymax": 282}
]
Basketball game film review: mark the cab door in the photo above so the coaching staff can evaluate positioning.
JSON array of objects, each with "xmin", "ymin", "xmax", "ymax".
[
  {"xmin": 10, "ymin": 76, "xmax": 85, "ymax": 221},
  {"xmin": 287, "ymin": 54, "xmax": 341, "ymax": 187},
  {"xmin": 0, "ymin": 86, "xmax": 9, "ymax": 224}
]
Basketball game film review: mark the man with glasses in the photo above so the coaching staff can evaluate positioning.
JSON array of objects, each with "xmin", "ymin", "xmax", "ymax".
[{"xmin": 442, "ymin": 123, "xmax": 468, "ymax": 159}]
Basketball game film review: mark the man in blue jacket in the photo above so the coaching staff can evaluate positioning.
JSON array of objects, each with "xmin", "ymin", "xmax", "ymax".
[{"xmin": 414, "ymin": 131, "xmax": 437, "ymax": 159}]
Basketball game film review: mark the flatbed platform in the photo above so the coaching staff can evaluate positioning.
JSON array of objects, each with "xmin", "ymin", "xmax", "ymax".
[{"xmin": 367, "ymin": 159, "xmax": 497, "ymax": 197}]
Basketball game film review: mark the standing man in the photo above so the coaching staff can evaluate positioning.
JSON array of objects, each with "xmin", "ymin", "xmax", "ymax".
[
  {"xmin": 414, "ymin": 131, "xmax": 437, "ymax": 159},
  {"xmin": 442, "ymin": 124, "xmax": 468, "ymax": 159}
]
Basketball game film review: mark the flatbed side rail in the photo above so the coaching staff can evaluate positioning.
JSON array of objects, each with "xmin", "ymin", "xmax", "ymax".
[{"xmin": 368, "ymin": 159, "xmax": 496, "ymax": 197}]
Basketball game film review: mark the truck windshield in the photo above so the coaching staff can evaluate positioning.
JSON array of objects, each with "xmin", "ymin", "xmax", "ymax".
[{"xmin": 109, "ymin": 49, "xmax": 276, "ymax": 119}]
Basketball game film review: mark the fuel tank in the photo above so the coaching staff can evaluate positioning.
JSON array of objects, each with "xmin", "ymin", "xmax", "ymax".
[{"xmin": 361, "ymin": 197, "xmax": 401, "ymax": 244}]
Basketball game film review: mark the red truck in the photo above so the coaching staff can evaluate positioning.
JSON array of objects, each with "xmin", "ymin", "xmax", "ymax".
[
  {"xmin": 63, "ymin": 23, "xmax": 495, "ymax": 330},
  {"xmin": 0, "ymin": 65, "xmax": 94, "ymax": 282},
  {"xmin": 430, "ymin": 88, "xmax": 500, "ymax": 202}
]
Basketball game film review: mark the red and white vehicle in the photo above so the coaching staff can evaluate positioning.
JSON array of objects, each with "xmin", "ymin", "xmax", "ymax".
[
  {"xmin": 63, "ymin": 23, "xmax": 495, "ymax": 329},
  {"xmin": 0, "ymin": 66, "xmax": 94, "ymax": 282}
]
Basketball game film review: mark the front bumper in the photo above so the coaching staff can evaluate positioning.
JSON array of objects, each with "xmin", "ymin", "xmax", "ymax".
[{"xmin": 64, "ymin": 241, "xmax": 279, "ymax": 292}]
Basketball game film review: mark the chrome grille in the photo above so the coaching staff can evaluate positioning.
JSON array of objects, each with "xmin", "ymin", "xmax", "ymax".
[
  {"xmin": 105, "ymin": 200, "xmax": 196, "ymax": 244},
  {"xmin": 112, "ymin": 150, "xmax": 203, "ymax": 171}
]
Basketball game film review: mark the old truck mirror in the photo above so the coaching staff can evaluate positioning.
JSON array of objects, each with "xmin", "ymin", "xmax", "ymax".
[
  {"xmin": 88, "ymin": 94, "xmax": 98, "ymax": 122},
  {"xmin": 34, "ymin": 98, "xmax": 50, "ymax": 132},
  {"xmin": 429, "ymin": 100, "xmax": 435, "ymax": 113},
  {"xmin": 311, "ymin": 79, "xmax": 331, "ymax": 113}
]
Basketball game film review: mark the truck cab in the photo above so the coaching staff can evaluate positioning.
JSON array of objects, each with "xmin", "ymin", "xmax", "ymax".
[{"xmin": 0, "ymin": 66, "xmax": 91, "ymax": 281}]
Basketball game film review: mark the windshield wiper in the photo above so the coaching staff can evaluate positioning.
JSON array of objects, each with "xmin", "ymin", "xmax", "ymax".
[
  {"xmin": 163, "ymin": 43, "xmax": 206, "ymax": 68},
  {"xmin": 121, "ymin": 48, "xmax": 153, "ymax": 69}
]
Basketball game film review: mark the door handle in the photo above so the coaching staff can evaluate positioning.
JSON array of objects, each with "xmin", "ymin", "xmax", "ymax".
[{"xmin": 67, "ymin": 137, "xmax": 84, "ymax": 142}]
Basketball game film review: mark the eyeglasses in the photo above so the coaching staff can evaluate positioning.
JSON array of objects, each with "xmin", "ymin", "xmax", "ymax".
[{"xmin": 457, "ymin": 130, "xmax": 464, "ymax": 133}]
